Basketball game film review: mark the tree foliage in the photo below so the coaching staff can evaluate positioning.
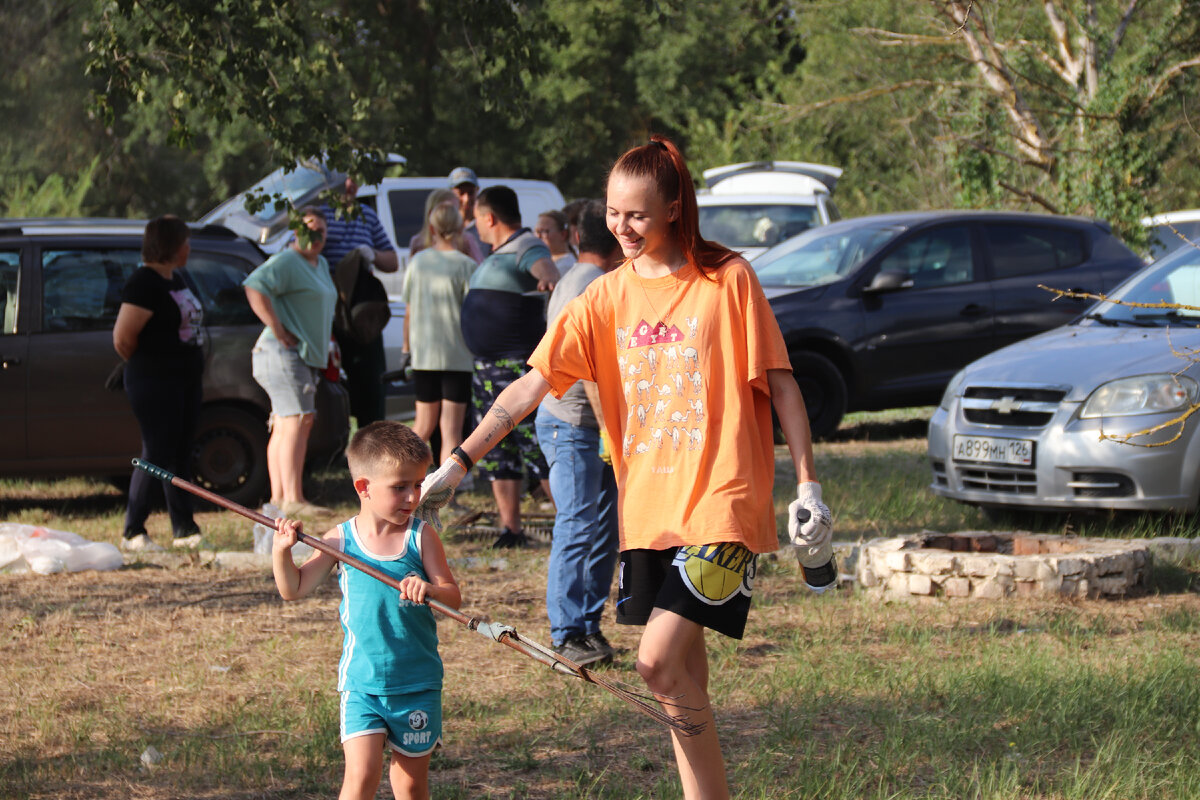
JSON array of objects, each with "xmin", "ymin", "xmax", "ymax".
[
  {"xmin": 3, "ymin": 0, "xmax": 1199, "ymax": 236},
  {"xmin": 773, "ymin": 0, "xmax": 1200, "ymax": 239}
]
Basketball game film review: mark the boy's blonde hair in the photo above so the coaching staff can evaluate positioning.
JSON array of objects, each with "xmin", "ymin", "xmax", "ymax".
[{"xmin": 346, "ymin": 421, "xmax": 431, "ymax": 479}]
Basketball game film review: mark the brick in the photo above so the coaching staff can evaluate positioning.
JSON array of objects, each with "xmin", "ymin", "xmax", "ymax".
[
  {"xmin": 971, "ymin": 535, "xmax": 998, "ymax": 552},
  {"xmin": 885, "ymin": 551, "xmax": 912, "ymax": 572},
  {"xmin": 1012, "ymin": 536, "xmax": 1043, "ymax": 556}
]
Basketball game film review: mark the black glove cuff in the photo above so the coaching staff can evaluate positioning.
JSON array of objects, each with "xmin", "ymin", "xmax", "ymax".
[{"xmin": 451, "ymin": 446, "xmax": 473, "ymax": 472}]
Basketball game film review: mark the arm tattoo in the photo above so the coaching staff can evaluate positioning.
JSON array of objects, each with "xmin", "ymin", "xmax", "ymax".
[{"xmin": 482, "ymin": 405, "xmax": 515, "ymax": 445}]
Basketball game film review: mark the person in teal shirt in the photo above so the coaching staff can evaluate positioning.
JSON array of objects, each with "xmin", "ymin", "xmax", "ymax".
[
  {"xmin": 272, "ymin": 421, "xmax": 461, "ymax": 800},
  {"xmin": 243, "ymin": 207, "xmax": 338, "ymax": 516}
]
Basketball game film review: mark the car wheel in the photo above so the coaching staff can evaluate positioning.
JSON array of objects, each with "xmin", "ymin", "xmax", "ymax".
[
  {"xmin": 191, "ymin": 405, "xmax": 268, "ymax": 508},
  {"xmin": 787, "ymin": 352, "xmax": 847, "ymax": 441}
]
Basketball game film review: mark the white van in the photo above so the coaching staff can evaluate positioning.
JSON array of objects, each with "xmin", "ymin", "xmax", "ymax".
[
  {"xmin": 696, "ymin": 161, "xmax": 842, "ymax": 261},
  {"xmin": 358, "ymin": 176, "xmax": 565, "ymax": 295},
  {"xmin": 200, "ymin": 160, "xmax": 566, "ymax": 295}
]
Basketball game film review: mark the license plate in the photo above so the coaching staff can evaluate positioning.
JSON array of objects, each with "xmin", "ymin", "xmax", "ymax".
[{"xmin": 952, "ymin": 435, "xmax": 1033, "ymax": 466}]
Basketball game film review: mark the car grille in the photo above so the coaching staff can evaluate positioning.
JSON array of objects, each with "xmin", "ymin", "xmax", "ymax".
[
  {"xmin": 958, "ymin": 465, "xmax": 1038, "ymax": 494},
  {"xmin": 1069, "ymin": 472, "xmax": 1135, "ymax": 498},
  {"xmin": 961, "ymin": 386, "xmax": 1066, "ymax": 428}
]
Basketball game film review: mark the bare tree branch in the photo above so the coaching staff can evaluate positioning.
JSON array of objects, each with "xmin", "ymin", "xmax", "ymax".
[
  {"xmin": 763, "ymin": 79, "xmax": 975, "ymax": 123},
  {"xmin": 998, "ymin": 180, "xmax": 1059, "ymax": 212},
  {"xmin": 936, "ymin": 0, "xmax": 1052, "ymax": 167},
  {"xmin": 1138, "ymin": 56, "xmax": 1200, "ymax": 115},
  {"xmin": 1106, "ymin": 0, "xmax": 1141, "ymax": 65}
]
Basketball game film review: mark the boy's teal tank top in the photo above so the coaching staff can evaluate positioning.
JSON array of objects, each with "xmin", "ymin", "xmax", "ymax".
[{"xmin": 336, "ymin": 517, "xmax": 442, "ymax": 695}]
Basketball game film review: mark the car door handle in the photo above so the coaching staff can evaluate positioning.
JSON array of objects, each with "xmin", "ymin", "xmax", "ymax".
[
  {"xmin": 1, "ymin": 357, "xmax": 20, "ymax": 368},
  {"xmin": 959, "ymin": 304, "xmax": 988, "ymax": 318}
]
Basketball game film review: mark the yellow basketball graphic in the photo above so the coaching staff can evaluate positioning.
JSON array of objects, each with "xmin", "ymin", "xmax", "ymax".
[{"xmin": 676, "ymin": 544, "xmax": 754, "ymax": 605}]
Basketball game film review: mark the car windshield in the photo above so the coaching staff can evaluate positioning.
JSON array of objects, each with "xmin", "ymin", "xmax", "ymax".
[
  {"xmin": 752, "ymin": 221, "xmax": 901, "ymax": 286},
  {"xmin": 1147, "ymin": 221, "xmax": 1200, "ymax": 261},
  {"xmin": 1092, "ymin": 243, "xmax": 1200, "ymax": 327},
  {"xmin": 698, "ymin": 204, "xmax": 819, "ymax": 250},
  {"xmin": 245, "ymin": 163, "xmax": 338, "ymax": 223}
]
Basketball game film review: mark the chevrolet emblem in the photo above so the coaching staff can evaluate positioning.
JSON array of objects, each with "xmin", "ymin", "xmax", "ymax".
[{"xmin": 991, "ymin": 396, "xmax": 1022, "ymax": 414}]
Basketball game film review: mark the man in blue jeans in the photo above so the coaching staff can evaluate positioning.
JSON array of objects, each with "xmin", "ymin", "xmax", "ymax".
[{"xmin": 534, "ymin": 200, "xmax": 621, "ymax": 665}]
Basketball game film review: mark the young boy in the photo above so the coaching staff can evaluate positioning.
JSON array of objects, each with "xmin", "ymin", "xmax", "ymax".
[{"xmin": 273, "ymin": 420, "xmax": 461, "ymax": 800}]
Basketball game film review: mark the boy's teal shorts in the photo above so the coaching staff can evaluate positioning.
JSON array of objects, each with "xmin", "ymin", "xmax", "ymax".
[{"xmin": 340, "ymin": 689, "xmax": 442, "ymax": 756}]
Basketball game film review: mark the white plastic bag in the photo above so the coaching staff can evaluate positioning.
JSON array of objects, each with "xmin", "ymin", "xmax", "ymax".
[
  {"xmin": 0, "ymin": 523, "xmax": 124, "ymax": 574},
  {"xmin": 253, "ymin": 504, "xmax": 313, "ymax": 562}
]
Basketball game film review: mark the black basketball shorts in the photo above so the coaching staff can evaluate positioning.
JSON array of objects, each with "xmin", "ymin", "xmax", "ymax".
[{"xmin": 615, "ymin": 543, "xmax": 757, "ymax": 640}]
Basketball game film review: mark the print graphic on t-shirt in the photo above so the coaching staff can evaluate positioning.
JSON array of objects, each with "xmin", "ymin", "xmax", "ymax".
[
  {"xmin": 619, "ymin": 318, "xmax": 704, "ymax": 460},
  {"xmin": 169, "ymin": 287, "xmax": 205, "ymax": 346}
]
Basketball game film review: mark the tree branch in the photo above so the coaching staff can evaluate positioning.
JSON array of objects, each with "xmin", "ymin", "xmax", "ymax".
[
  {"xmin": 998, "ymin": 181, "xmax": 1060, "ymax": 212},
  {"xmin": 1105, "ymin": 0, "xmax": 1141, "ymax": 66},
  {"xmin": 1138, "ymin": 56, "xmax": 1200, "ymax": 115},
  {"xmin": 764, "ymin": 79, "xmax": 975, "ymax": 122}
]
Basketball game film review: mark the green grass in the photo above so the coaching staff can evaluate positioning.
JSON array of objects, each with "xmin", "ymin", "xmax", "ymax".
[{"xmin": 3, "ymin": 407, "xmax": 1200, "ymax": 798}]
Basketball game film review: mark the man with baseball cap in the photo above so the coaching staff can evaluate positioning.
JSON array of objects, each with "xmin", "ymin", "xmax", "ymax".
[{"xmin": 449, "ymin": 167, "xmax": 489, "ymax": 258}]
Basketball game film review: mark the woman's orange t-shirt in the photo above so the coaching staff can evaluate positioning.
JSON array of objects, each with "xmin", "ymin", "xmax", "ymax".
[{"xmin": 529, "ymin": 258, "xmax": 791, "ymax": 554}]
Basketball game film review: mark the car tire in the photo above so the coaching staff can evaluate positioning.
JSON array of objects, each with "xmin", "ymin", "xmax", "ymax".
[
  {"xmin": 191, "ymin": 405, "xmax": 268, "ymax": 509},
  {"xmin": 787, "ymin": 351, "xmax": 847, "ymax": 441}
]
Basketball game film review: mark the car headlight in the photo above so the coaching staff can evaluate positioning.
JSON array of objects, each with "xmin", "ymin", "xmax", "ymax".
[
  {"xmin": 939, "ymin": 369, "xmax": 966, "ymax": 410},
  {"xmin": 1079, "ymin": 374, "xmax": 1199, "ymax": 418}
]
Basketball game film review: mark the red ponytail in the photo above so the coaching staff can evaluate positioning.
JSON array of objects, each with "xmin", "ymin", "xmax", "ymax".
[{"xmin": 609, "ymin": 135, "xmax": 738, "ymax": 276}]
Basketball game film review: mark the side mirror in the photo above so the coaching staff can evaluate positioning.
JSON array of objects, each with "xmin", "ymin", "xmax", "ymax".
[{"xmin": 863, "ymin": 269, "xmax": 914, "ymax": 293}]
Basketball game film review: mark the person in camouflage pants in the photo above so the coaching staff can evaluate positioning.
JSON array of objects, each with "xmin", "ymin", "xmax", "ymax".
[{"xmin": 471, "ymin": 357, "xmax": 550, "ymax": 547}]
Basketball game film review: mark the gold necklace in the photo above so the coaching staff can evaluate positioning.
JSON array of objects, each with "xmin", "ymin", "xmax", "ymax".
[{"xmin": 630, "ymin": 256, "xmax": 687, "ymax": 329}]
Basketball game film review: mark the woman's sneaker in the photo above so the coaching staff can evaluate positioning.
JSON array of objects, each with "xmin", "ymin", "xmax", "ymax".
[
  {"xmin": 553, "ymin": 635, "xmax": 609, "ymax": 667},
  {"xmin": 171, "ymin": 533, "xmax": 206, "ymax": 549},
  {"xmin": 121, "ymin": 533, "xmax": 164, "ymax": 553}
]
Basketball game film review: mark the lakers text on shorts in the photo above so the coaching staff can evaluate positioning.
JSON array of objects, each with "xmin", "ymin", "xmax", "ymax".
[
  {"xmin": 340, "ymin": 689, "xmax": 442, "ymax": 756},
  {"xmin": 615, "ymin": 543, "xmax": 757, "ymax": 639}
]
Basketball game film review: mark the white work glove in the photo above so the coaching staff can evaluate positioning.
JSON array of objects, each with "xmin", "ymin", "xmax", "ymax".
[
  {"xmin": 789, "ymin": 482, "xmax": 835, "ymax": 593},
  {"xmin": 355, "ymin": 244, "xmax": 375, "ymax": 264},
  {"xmin": 414, "ymin": 456, "xmax": 468, "ymax": 533}
]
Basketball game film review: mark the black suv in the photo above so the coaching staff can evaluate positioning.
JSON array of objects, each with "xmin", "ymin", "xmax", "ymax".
[
  {"xmin": 754, "ymin": 211, "xmax": 1144, "ymax": 438},
  {"xmin": 0, "ymin": 219, "xmax": 349, "ymax": 504}
]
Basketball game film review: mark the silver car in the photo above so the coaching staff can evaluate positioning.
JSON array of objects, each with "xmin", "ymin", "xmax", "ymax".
[{"xmin": 929, "ymin": 241, "xmax": 1200, "ymax": 512}]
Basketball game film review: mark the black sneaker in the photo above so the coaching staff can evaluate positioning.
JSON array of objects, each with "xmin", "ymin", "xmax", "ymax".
[
  {"xmin": 585, "ymin": 631, "xmax": 615, "ymax": 660},
  {"xmin": 491, "ymin": 528, "xmax": 529, "ymax": 549},
  {"xmin": 553, "ymin": 635, "xmax": 609, "ymax": 667}
]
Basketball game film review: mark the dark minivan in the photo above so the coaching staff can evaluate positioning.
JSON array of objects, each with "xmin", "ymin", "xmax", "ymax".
[
  {"xmin": 0, "ymin": 219, "xmax": 349, "ymax": 505},
  {"xmin": 754, "ymin": 211, "xmax": 1144, "ymax": 438}
]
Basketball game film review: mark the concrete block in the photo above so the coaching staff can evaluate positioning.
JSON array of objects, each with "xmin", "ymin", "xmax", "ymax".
[
  {"xmin": 913, "ymin": 552, "xmax": 957, "ymax": 575},
  {"xmin": 908, "ymin": 573, "xmax": 934, "ymax": 595},
  {"xmin": 973, "ymin": 578, "xmax": 1008, "ymax": 600},
  {"xmin": 943, "ymin": 577, "xmax": 971, "ymax": 597},
  {"xmin": 885, "ymin": 551, "xmax": 911, "ymax": 572},
  {"xmin": 1056, "ymin": 557, "xmax": 1085, "ymax": 576},
  {"xmin": 962, "ymin": 556, "xmax": 995, "ymax": 577}
]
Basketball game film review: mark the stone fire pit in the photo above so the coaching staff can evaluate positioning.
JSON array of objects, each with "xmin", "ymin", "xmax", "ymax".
[{"xmin": 856, "ymin": 531, "xmax": 1149, "ymax": 600}]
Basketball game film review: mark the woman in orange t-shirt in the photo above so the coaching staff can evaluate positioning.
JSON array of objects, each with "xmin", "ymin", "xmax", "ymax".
[{"xmin": 418, "ymin": 136, "xmax": 833, "ymax": 800}]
